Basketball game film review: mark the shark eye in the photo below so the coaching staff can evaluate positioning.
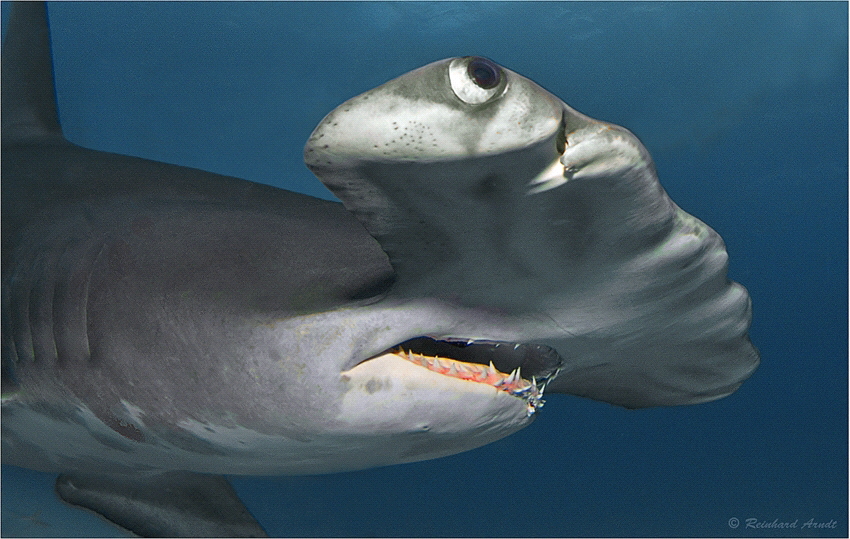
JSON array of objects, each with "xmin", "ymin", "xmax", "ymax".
[
  {"xmin": 448, "ymin": 56, "xmax": 506, "ymax": 105},
  {"xmin": 467, "ymin": 57, "xmax": 500, "ymax": 89}
]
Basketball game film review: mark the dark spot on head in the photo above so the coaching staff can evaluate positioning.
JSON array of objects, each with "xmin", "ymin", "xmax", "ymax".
[
  {"xmin": 470, "ymin": 174, "xmax": 505, "ymax": 201},
  {"xmin": 104, "ymin": 416, "xmax": 144, "ymax": 442},
  {"xmin": 364, "ymin": 378, "xmax": 386, "ymax": 394}
]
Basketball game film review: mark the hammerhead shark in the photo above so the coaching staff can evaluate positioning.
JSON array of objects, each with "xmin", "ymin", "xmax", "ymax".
[{"xmin": 2, "ymin": 3, "xmax": 757, "ymax": 536}]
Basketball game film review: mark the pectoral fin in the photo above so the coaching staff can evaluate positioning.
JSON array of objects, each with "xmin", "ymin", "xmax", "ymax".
[{"xmin": 55, "ymin": 471, "xmax": 267, "ymax": 537}]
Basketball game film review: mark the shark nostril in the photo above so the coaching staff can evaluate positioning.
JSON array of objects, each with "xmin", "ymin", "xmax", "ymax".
[{"xmin": 555, "ymin": 114, "xmax": 567, "ymax": 155}]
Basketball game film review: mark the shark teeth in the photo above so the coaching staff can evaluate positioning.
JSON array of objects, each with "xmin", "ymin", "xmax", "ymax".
[{"xmin": 397, "ymin": 349, "xmax": 545, "ymax": 416}]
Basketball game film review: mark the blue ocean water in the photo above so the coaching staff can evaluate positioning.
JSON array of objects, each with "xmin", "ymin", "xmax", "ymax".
[{"xmin": 1, "ymin": 2, "xmax": 846, "ymax": 537}]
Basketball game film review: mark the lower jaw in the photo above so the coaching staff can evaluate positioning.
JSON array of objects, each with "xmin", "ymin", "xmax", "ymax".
[
  {"xmin": 339, "ymin": 352, "xmax": 537, "ymax": 430},
  {"xmin": 360, "ymin": 337, "xmax": 564, "ymax": 417}
]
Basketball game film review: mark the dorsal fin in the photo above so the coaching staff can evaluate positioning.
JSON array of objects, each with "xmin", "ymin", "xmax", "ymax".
[{"xmin": 1, "ymin": 1, "xmax": 64, "ymax": 142}]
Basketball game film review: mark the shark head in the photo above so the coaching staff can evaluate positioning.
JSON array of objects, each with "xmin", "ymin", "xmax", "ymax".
[{"xmin": 305, "ymin": 56, "xmax": 758, "ymax": 410}]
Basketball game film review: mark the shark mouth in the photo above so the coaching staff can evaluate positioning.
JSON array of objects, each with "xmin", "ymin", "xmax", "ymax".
[{"xmin": 378, "ymin": 337, "xmax": 563, "ymax": 416}]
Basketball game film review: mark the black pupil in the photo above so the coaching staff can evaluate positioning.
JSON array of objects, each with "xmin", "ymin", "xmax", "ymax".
[{"xmin": 467, "ymin": 57, "xmax": 500, "ymax": 89}]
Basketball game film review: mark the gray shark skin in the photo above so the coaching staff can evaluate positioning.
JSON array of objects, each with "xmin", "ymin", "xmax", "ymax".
[{"xmin": 1, "ymin": 3, "xmax": 758, "ymax": 537}]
